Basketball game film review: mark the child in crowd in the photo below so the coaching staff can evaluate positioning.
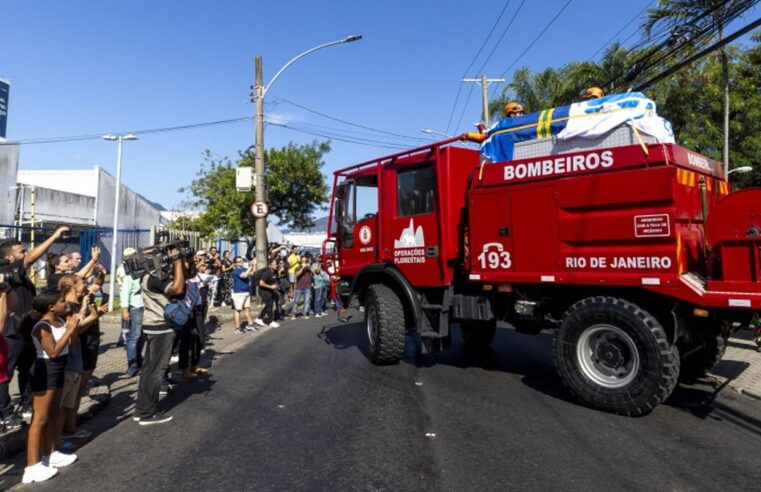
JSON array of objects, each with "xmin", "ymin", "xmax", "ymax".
[{"xmin": 23, "ymin": 291, "xmax": 80, "ymax": 484}]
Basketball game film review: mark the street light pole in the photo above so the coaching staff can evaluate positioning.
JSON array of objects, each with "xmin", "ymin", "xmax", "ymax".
[
  {"xmin": 103, "ymin": 133, "xmax": 138, "ymax": 311},
  {"xmin": 252, "ymin": 35, "xmax": 362, "ymax": 267}
]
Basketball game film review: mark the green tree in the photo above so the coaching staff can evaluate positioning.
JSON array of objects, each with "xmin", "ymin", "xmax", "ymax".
[
  {"xmin": 180, "ymin": 140, "xmax": 331, "ymax": 240},
  {"xmin": 642, "ymin": 0, "xmax": 750, "ymax": 167}
]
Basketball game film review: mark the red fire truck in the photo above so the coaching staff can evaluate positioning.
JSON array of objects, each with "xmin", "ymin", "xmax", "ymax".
[{"xmin": 324, "ymin": 133, "xmax": 760, "ymax": 416}]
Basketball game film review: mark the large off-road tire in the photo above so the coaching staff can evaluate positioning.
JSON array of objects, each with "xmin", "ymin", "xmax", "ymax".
[
  {"xmin": 679, "ymin": 321, "xmax": 730, "ymax": 383},
  {"xmin": 365, "ymin": 284, "xmax": 407, "ymax": 365},
  {"xmin": 460, "ymin": 319, "xmax": 497, "ymax": 350},
  {"xmin": 553, "ymin": 297, "xmax": 680, "ymax": 416}
]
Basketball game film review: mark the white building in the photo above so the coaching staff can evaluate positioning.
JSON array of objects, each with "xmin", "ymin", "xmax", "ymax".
[{"xmin": 16, "ymin": 166, "xmax": 166, "ymax": 230}]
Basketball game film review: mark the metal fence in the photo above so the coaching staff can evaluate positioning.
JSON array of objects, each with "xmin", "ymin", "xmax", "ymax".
[{"xmin": 0, "ymin": 224, "xmax": 151, "ymax": 278}]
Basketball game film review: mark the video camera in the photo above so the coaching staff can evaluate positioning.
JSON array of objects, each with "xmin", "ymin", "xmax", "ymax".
[
  {"xmin": 125, "ymin": 239, "xmax": 195, "ymax": 281},
  {"xmin": 0, "ymin": 261, "xmax": 25, "ymax": 293}
]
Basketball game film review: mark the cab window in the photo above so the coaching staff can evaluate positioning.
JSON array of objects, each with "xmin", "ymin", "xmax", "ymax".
[{"xmin": 397, "ymin": 165, "xmax": 435, "ymax": 216}]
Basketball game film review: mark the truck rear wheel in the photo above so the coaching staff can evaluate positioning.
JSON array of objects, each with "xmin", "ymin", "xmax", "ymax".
[
  {"xmin": 460, "ymin": 319, "xmax": 497, "ymax": 350},
  {"xmin": 553, "ymin": 297, "xmax": 679, "ymax": 416},
  {"xmin": 365, "ymin": 284, "xmax": 407, "ymax": 365},
  {"xmin": 679, "ymin": 321, "xmax": 730, "ymax": 383}
]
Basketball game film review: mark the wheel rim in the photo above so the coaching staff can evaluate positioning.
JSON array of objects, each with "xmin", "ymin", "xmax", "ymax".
[
  {"xmin": 366, "ymin": 305, "xmax": 378, "ymax": 347},
  {"xmin": 576, "ymin": 324, "xmax": 640, "ymax": 389}
]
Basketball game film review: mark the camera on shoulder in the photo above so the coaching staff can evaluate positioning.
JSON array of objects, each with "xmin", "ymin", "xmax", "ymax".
[{"xmin": 125, "ymin": 239, "xmax": 196, "ymax": 281}]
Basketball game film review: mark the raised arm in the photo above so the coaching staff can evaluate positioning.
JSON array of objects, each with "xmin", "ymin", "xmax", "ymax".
[
  {"xmin": 24, "ymin": 226, "xmax": 69, "ymax": 269},
  {"xmin": 76, "ymin": 246, "xmax": 101, "ymax": 279}
]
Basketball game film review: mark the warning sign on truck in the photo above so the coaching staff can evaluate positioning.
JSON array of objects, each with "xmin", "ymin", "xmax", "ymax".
[{"xmin": 634, "ymin": 214, "xmax": 670, "ymax": 238}]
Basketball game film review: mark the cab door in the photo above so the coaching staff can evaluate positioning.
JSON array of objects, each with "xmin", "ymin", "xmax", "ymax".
[
  {"xmin": 382, "ymin": 162, "xmax": 444, "ymax": 286},
  {"xmin": 335, "ymin": 174, "xmax": 379, "ymax": 277}
]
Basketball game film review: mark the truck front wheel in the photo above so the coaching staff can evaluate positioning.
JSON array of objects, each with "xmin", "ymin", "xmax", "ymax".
[
  {"xmin": 365, "ymin": 284, "xmax": 407, "ymax": 365},
  {"xmin": 553, "ymin": 297, "xmax": 680, "ymax": 416},
  {"xmin": 679, "ymin": 321, "xmax": 730, "ymax": 383}
]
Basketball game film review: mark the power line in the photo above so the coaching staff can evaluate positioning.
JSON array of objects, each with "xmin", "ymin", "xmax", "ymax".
[
  {"xmin": 266, "ymin": 120, "xmax": 410, "ymax": 150},
  {"xmin": 490, "ymin": 0, "xmax": 573, "ymax": 100},
  {"xmin": 587, "ymin": 0, "xmax": 656, "ymax": 61},
  {"xmin": 275, "ymin": 99, "xmax": 430, "ymax": 142},
  {"xmin": 1, "ymin": 117, "xmax": 251, "ymax": 146},
  {"xmin": 451, "ymin": 0, "xmax": 526, "ymax": 133},
  {"xmin": 445, "ymin": 0, "xmax": 514, "ymax": 134}
]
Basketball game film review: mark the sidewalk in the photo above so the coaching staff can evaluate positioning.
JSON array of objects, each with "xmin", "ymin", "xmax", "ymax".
[
  {"xmin": 711, "ymin": 329, "xmax": 761, "ymax": 400},
  {"xmin": 0, "ymin": 301, "xmax": 267, "ymax": 461}
]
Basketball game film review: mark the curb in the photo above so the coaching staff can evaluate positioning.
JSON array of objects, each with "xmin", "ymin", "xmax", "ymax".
[
  {"xmin": 0, "ymin": 381, "xmax": 111, "ymax": 461},
  {"xmin": 739, "ymin": 387, "xmax": 761, "ymax": 401}
]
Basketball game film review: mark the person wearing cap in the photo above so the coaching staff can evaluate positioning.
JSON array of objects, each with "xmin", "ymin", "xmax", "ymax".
[
  {"xmin": 580, "ymin": 86, "xmax": 604, "ymax": 101},
  {"xmin": 503, "ymin": 101, "xmax": 525, "ymax": 118},
  {"xmin": 119, "ymin": 247, "xmax": 144, "ymax": 377}
]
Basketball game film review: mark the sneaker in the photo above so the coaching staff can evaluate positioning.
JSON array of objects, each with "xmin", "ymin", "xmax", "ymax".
[
  {"xmin": 132, "ymin": 415, "xmax": 141, "ymax": 422},
  {"xmin": 159, "ymin": 384, "xmax": 174, "ymax": 396},
  {"xmin": 62, "ymin": 429, "xmax": 92, "ymax": 439},
  {"xmin": 22, "ymin": 462, "xmax": 58, "ymax": 484},
  {"xmin": 254, "ymin": 318, "xmax": 266, "ymax": 327},
  {"xmin": 268, "ymin": 321, "xmax": 280, "ymax": 328},
  {"xmin": 289, "ymin": 316, "xmax": 296, "ymax": 320},
  {"xmin": 304, "ymin": 316, "xmax": 310, "ymax": 320},
  {"xmin": 2, "ymin": 414, "xmax": 25, "ymax": 429},
  {"xmin": 234, "ymin": 327, "xmax": 246, "ymax": 334},
  {"xmin": 138, "ymin": 413, "xmax": 173, "ymax": 426},
  {"xmin": 22, "ymin": 408, "xmax": 33, "ymax": 419},
  {"xmin": 169, "ymin": 354, "xmax": 179, "ymax": 364},
  {"xmin": 47, "ymin": 450, "xmax": 78, "ymax": 468},
  {"xmin": 127, "ymin": 366, "xmax": 140, "ymax": 377},
  {"xmin": 245, "ymin": 324, "xmax": 258, "ymax": 332}
]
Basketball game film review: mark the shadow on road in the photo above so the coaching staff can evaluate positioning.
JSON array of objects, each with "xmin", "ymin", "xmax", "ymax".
[{"xmin": 318, "ymin": 318, "xmax": 761, "ymax": 428}]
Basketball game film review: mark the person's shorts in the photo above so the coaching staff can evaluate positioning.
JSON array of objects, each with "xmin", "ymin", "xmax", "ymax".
[
  {"xmin": 289, "ymin": 273, "xmax": 296, "ymax": 284},
  {"xmin": 61, "ymin": 370, "xmax": 82, "ymax": 409},
  {"xmin": 29, "ymin": 356, "xmax": 66, "ymax": 393},
  {"xmin": 232, "ymin": 293, "xmax": 250, "ymax": 311}
]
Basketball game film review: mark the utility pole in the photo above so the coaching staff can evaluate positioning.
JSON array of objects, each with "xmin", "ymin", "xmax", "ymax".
[
  {"xmin": 462, "ymin": 74, "xmax": 505, "ymax": 126},
  {"xmin": 253, "ymin": 55, "xmax": 267, "ymax": 267}
]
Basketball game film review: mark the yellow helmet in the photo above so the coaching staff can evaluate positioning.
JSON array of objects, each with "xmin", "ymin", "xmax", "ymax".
[
  {"xmin": 580, "ymin": 86, "xmax": 605, "ymax": 101},
  {"xmin": 503, "ymin": 101, "xmax": 525, "ymax": 117}
]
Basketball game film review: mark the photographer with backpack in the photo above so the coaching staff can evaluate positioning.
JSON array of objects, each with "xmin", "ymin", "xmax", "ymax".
[{"xmin": 134, "ymin": 244, "xmax": 188, "ymax": 426}]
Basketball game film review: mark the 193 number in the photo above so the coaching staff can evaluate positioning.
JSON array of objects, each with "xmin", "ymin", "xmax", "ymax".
[{"xmin": 477, "ymin": 244, "xmax": 512, "ymax": 270}]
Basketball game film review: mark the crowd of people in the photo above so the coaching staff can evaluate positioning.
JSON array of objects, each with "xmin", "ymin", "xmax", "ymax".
[
  {"xmin": 0, "ymin": 231, "xmax": 344, "ymax": 484},
  {"xmin": 195, "ymin": 244, "xmax": 344, "ymax": 334}
]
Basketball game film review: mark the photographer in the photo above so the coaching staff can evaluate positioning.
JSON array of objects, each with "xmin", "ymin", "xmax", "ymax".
[
  {"xmin": 134, "ymin": 244, "xmax": 187, "ymax": 426},
  {"xmin": 289, "ymin": 258, "xmax": 313, "ymax": 320},
  {"xmin": 0, "ymin": 225, "xmax": 70, "ymax": 429}
]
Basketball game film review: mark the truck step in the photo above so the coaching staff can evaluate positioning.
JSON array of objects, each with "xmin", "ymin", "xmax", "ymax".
[
  {"xmin": 420, "ymin": 331, "xmax": 446, "ymax": 339},
  {"xmin": 421, "ymin": 303, "xmax": 443, "ymax": 310}
]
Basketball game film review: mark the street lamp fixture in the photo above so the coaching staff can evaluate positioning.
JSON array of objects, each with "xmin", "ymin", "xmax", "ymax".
[
  {"xmin": 251, "ymin": 34, "xmax": 362, "ymax": 265},
  {"xmin": 421, "ymin": 128, "xmax": 453, "ymax": 138},
  {"xmin": 102, "ymin": 132, "xmax": 139, "ymax": 311},
  {"xmin": 728, "ymin": 166, "xmax": 753, "ymax": 175}
]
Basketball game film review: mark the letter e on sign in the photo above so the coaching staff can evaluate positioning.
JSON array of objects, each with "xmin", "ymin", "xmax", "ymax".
[{"xmin": 251, "ymin": 201, "xmax": 269, "ymax": 218}]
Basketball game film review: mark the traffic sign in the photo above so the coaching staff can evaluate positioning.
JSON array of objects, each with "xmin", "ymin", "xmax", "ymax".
[{"xmin": 251, "ymin": 201, "xmax": 269, "ymax": 218}]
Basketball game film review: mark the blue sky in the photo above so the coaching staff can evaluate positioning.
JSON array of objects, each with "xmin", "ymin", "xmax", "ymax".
[{"xmin": 2, "ymin": 0, "xmax": 759, "ymax": 210}]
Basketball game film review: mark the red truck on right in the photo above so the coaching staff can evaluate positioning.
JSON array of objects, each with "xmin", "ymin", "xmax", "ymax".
[{"xmin": 325, "ymin": 94, "xmax": 761, "ymax": 416}]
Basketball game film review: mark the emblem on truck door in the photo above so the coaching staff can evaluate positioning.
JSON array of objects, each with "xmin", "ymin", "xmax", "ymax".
[
  {"xmin": 477, "ymin": 242, "xmax": 512, "ymax": 269},
  {"xmin": 359, "ymin": 225, "xmax": 372, "ymax": 245}
]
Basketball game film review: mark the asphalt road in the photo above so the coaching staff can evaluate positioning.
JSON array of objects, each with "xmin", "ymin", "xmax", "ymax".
[{"xmin": 13, "ymin": 311, "xmax": 761, "ymax": 491}]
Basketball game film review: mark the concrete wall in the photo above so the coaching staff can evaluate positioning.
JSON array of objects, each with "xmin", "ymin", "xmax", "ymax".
[
  {"xmin": 95, "ymin": 167, "xmax": 163, "ymax": 230},
  {"xmin": 0, "ymin": 143, "xmax": 19, "ymax": 228},
  {"xmin": 18, "ymin": 186, "xmax": 96, "ymax": 226}
]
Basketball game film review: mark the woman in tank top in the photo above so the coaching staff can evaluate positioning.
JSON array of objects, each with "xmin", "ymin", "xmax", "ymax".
[{"xmin": 22, "ymin": 291, "xmax": 81, "ymax": 484}]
